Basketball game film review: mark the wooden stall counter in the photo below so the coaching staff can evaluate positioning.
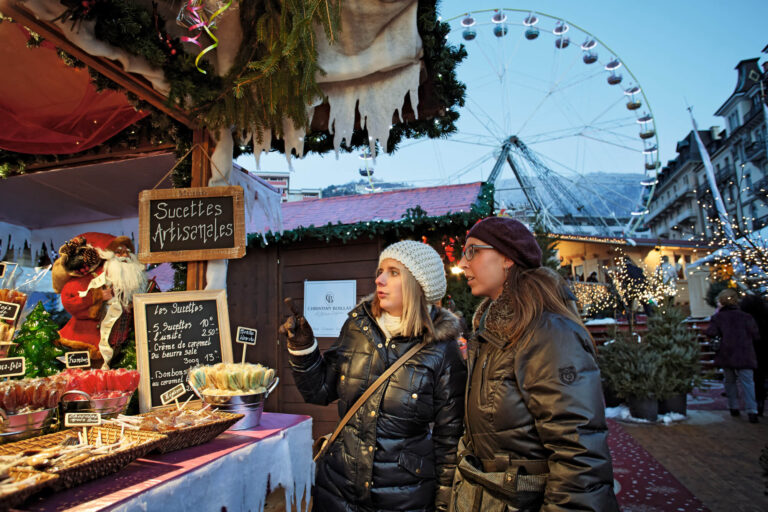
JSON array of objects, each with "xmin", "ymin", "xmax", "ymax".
[{"xmin": 25, "ymin": 413, "xmax": 313, "ymax": 512}]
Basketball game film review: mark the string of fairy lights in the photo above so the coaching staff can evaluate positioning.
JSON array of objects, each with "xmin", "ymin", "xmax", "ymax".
[
  {"xmin": 570, "ymin": 249, "xmax": 679, "ymax": 317},
  {"xmin": 687, "ymin": 175, "xmax": 768, "ymax": 293}
]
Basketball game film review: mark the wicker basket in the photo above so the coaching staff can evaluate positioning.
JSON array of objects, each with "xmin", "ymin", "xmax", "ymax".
[
  {"xmin": 0, "ymin": 467, "xmax": 59, "ymax": 512},
  {"xmin": 104, "ymin": 408, "xmax": 244, "ymax": 454},
  {"xmin": 0, "ymin": 427, "xmax": 166, "ymax": 490}
]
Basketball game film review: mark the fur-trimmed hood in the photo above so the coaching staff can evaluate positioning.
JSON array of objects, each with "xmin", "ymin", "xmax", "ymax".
[
  {"xmin": 472, "ymin": 283, "xmax": 518, "ymax": 345},
  {"xmin": 356, "ymin": 293, "xmax": 460, "ymax": 344}
]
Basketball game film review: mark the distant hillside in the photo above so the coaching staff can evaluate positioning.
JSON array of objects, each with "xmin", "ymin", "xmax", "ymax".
[
  {"xmin": 322, "ymin": 179, "xmax": 411, "ymax": 197},
  {"xmin": 496, "ymin": 172, "xmax": 644, "ymax": 220}
]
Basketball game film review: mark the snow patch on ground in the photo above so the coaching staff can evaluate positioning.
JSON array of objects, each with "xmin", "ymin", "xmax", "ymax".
[
  {"xmin": 584, "ymin": 318, "xmax": 618, "ymax": 326},
  {"xmin": 605, "ymin": 405, "xmax": 687, "ymax": 425}
]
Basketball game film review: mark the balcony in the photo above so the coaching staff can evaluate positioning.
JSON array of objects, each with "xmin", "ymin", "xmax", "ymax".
[
  {"xmin": 745, "ymin": 139, "xmax": 766, "ymax": 162},
  {"xmin": 670, "ymin": 210, "xmax": 698, "ymax": 234},
  {"xmin": 716, "ymin": 166, "xmax": 737, "ymax": 185},
  {"xmin": 753, "ymin": 177, "xmax": 768, "ymax": 198}
]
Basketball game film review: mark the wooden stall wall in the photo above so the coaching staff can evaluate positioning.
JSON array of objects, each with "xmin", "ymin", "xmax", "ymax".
[{"xmin": 228, "ymin": 238, "xmax": 381, "ymax": 437}]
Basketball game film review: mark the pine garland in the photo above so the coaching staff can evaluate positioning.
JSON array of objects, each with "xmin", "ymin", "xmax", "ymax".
[{"xmin": 248, "ymin": 182, "xmax": 493, "ymax": 247}]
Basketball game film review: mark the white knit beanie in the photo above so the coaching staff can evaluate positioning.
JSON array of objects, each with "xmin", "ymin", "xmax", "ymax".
[{"xmin": 379, "ymin": 241, "xmax": 447, "ymax": 303}]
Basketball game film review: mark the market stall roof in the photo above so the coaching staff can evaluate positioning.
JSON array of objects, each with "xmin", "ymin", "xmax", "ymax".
[
  {"xmin": 0, "ymin": 0, "xmax": 462, "ymax": 169},
  {"xmin": 282, "ymin": 182, "xmax": 484, "ymax": 230},
  {"xmin": 0, "ymin": 21, "xmax": 149, "ymax": 155}
]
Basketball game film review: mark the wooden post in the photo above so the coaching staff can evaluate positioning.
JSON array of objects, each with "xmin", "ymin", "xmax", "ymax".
[{"xmin": 187, "ymin": 129, "xmax": 213, "ymax": 290}]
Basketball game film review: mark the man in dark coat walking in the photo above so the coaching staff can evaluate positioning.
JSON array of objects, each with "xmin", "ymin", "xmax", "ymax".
[
  {"xmin": 706, "ymin": 289, "xmax": 760, "ymax": 423},
  {"xmin": 740, "ymin": 293, "xmax": 767, "ymax": 416}
]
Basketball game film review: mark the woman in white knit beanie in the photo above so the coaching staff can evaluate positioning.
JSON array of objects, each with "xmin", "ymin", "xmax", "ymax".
[{"xmin": 282, "ymin": 240, "xmax": 466, "ymax": 512}]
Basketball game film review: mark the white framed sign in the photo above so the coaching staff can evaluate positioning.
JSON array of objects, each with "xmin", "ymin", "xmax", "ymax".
[{"xmin": 303, "ymin": 280, "xmax": 357, "ymax": 337}]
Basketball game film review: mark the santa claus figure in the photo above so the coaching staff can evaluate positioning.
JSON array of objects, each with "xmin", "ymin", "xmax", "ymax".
[{"xmin": 52, "ymin": 232, "xmax": 148, "ymax": 367}]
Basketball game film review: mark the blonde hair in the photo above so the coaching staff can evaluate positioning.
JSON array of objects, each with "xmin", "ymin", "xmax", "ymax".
[{"xmin": 372, "ymin": 262, "xmax": 435, "ymax": 339}]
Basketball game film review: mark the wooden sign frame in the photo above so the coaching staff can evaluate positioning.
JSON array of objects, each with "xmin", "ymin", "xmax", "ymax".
[
  {"xmin": 133, "ymin": 289, "xmax": 233, "ymax": 412},
  {"xmin": 138, "ymin": 186, "xmax": 246, "ymax": 264}
]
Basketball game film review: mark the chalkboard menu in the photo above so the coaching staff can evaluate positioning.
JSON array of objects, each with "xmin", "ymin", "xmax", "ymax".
[
  {"xmin": 133, "ymin": 290, "xmax": 233, "ymax": 412},
  {"xmin": 138, "ymin": 186, "xmax": 246, "ymax": 264}
]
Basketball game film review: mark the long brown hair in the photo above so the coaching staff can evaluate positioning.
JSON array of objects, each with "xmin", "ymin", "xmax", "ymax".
[
  {"xmin": 371, "ymin": 263, "xmax": 435, "ymax": 339},
  {"xmin": 503, "ymin": 265, "xmax": 590, "ymax": 346}
]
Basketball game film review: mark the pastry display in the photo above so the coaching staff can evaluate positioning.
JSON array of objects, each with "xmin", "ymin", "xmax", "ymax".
[
  {"xmin": 106, "ymin": 406, "xmax": 222, "ymax": 433},
  {"xmin": 0, "ymin": 289, "xmax": 26, "ymax": 343}
]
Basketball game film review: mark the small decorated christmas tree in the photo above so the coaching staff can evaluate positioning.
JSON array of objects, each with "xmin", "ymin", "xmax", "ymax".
[
  {"xmin": 643, "ymin": 303, "xmax": 701, "ymax": 398},
  {"xmin": 9, "ymin": 302, "xmax": 65, "ymax": 377}
]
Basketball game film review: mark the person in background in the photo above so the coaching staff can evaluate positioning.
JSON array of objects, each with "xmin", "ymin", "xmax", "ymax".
[
  {"xmin": 451, "ymin": 216, "xmax": 618, "ymax": 511},
  {"xmin": 707, "ymin": 288, "xmax": 760, "ymax": 423},
  {"xmin": 586, "ymin": 271, "xmax": 598, "ymax": 283},
  {"xmin": 282, "ymin": 240, "xmax": 467, "ymax": 511},
  {"xmin": 739, "ymin": 293, "xmax": 767, "ymax": 417}
]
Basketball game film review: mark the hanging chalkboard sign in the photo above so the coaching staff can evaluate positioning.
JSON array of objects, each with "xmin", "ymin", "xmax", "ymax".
[
  {"xmin": 138, "ymin": 186, "xmax": 246, "ymax": 264},
  {"xmin": 133, "ymin": 289, "xmax": 233, "ymax": 412}
]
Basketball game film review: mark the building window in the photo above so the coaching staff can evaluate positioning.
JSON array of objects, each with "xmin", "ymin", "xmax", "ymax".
[{"xmin": 728, "ymin": 111, "xmax": 740, "ymax": 132}]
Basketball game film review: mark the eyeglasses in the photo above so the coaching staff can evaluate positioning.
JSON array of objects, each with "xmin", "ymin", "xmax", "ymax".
[{"xmin": 462, "ymin": 244, "xmax": 494, "ymax": 261}]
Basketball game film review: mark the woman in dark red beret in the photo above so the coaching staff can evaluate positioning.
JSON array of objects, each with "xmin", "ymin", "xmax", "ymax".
[{"xmin": 450, "ymin": 216, "xmax": 618, "ymax": 511}]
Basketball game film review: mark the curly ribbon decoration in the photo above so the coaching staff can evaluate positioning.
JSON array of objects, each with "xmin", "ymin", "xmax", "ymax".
[{"xmin": 179, "ymin": 0, "xmax": 232, "ymax": 74}]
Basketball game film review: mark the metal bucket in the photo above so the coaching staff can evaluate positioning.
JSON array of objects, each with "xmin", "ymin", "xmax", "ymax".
[
  {"xmin": 192, "ymin": 378, "xmax": 278, "ymax": 430},
  {"xmin": 0, "ymin": 407, "xmax": 58, "ymax": 443},
  {"xmin": 60, "ymin": 390, "xmax": 133, "ymax": 419}
]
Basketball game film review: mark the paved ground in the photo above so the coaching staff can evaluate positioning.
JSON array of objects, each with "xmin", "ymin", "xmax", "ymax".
[{"xmin": 621, "ymin": 410, "xmax": 768, "ymax": 512}]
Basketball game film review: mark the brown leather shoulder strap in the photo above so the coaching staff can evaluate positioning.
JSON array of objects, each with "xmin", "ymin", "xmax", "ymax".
[{"xmin": 316, "ymin": 339, "xmax": 428, "ymax": 460}]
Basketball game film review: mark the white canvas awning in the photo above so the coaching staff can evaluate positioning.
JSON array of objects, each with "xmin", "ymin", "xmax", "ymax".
[{"xmin": 0, "ymin": 153, "xmax": 282, "ymax": 260}]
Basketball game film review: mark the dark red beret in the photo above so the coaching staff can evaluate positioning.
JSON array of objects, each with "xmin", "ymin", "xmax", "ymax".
[{"xmin": 467, "ymin": 217, "xmax": 542, "ymax": 269}]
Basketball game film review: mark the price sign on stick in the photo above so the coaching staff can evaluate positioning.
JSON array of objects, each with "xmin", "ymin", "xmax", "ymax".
[
  {"xmin": 160, "ymin": 383, "xmax": 187, "ymax": 406},
  {"xmin": 65, "ymin": 351, "xmax": 91, "ymax": 369},
  {"xmin": 0, "ymin": 301, "xmax": 20, "ymax": 322},
  {"xmin": 65, "ymin": 412, "xmax": 102, "ymax": 427},
  {"xmin": 0, "ymin": 357, "xmax": 25, "ymax": 378},
  {"xmin": 236, "ymin": 327, "xmax": 257, "ymax": 364}
]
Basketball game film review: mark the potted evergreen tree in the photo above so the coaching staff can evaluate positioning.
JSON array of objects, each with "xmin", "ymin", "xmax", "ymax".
[
  {"xmin": 598, "ymin": 332, "xmax": 662, "ymax": 421},
  {"xmin": 643, "ymin": 304, "xmax": 701, "ymax": 415}
]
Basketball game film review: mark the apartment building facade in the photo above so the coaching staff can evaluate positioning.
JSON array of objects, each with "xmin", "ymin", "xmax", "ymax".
[{"xmin": 646, "ymin": 57, "xmax": 768, "ymax": 240}]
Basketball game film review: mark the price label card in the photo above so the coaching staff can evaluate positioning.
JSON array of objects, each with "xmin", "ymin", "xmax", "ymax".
[
  {"xmin": 65, "ymin": 412, "xmax": 102, "ymax": 427},
  {"xmin": 65, "ymin": 351, "xmax": 91, "ymax": 369},
  {"xmin": 160, "ymin": 383, "xmax": 187, "ymax": 405},
  {"xmin": 0, "ymin": 357, "xmax": 25, "ymax": 378},
  {"xmin": 0, "ymin": 301, "xmax": 20, "ymax": 322},
  {"xmin": 236, "ymin": 327, "xmax": 257, "ymax": 345}
]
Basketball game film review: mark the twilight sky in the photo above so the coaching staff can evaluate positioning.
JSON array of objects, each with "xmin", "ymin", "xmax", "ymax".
[{"xmin": 236, "ymin": 0, "xmax": 768, "ymax": 195}]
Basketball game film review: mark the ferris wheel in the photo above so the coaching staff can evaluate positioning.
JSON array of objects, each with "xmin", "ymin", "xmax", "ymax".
[{"xmin": 434, "ymin": 8, "xmax": 660, "ymax": 235}]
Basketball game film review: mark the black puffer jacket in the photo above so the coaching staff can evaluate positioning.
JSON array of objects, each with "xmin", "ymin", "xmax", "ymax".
[
  {"xmin": 452, "ymin": 286, "xmax": 618, "ymax": 511},
  {"xmin": 290, "ymin": 298, "xmax": 467, "ymax": 512}
]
